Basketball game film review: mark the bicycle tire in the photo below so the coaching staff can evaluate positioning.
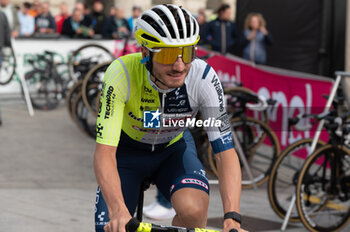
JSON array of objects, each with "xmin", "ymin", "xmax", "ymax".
[
  {"xmin": 24, "ymin": 69, "xmax": 62, "ymax": 110},
  {"xmin": 267, "ymin": 138, "xmax": 326, "ymax": 222},
  {"xmin": 66, "ymin": 80, "xmax": 83, "ymax": 121},
  {"xmin": 208, "ymin": 116, "xmax": 280, "ymax": 188},
  {"xmin": 71, "ymin": 84, "xmax": 98, "ymax": 138},
  {"xmin": 82, "ymin": 61, "xmax": 111, "ymax": 116},
  {"xmin": 224, "ymin": 86, "xmax": 268, "ymax": 123},
  {"xmin": 296, "ymin": 144, "xmax": 350, "ymax": 231},
  {"xmin": 68, "ymin": 44, "xmax": 114, "ymax": 81},
  {"xmin": 0, "ymin": 46, "xmax": 16, "ymax": 85}
]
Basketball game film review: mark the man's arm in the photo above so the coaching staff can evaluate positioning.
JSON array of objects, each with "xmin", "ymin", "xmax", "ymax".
[
  {"xmin": 215, "ymin": 148, "xmax": 243, "ymax": 231},
  {"xmin": 94, "ymin": 143, "xmax": 131, "ymax": 232}
]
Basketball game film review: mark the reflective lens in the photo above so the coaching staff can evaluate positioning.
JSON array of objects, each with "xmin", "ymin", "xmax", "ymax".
[{"xmin": 152, "ymin": 46, "xmax": 196, "ymax": 65}]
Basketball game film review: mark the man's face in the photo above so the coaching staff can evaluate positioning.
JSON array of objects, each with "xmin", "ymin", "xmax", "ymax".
[
  {"xmin": 0, "ymin": 0, "xmax": 9, "ymax": 7},
  {"xmin": 220, "ymin": 8, "xmax": 231, "ymax": 21},
  {"xmin": 133, "ymin": 8, "xmax": 141, "ymax": 18},
  {"xmin": 142, "ymin": 47, "xmax": 192, "ymax": 89},
  {"xmin": 42, "ymin": 3, "xmax": 49, "ymax": 14},
  {"xmin": 72, "ymin": 9, "xmax": 82, "ymax": 22},
  {"xmin": 93, "ymin": 2, "xmax": 103, "ymax": 13}
]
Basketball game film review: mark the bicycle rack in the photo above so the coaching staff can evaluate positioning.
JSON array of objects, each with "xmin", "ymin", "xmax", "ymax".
[{"xmin": 281, "ymin": 71, "xmax": 349, "ymax": 231}]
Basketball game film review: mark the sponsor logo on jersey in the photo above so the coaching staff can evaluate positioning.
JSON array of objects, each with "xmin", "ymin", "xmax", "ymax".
[
  {"xmin": 97, "ymin": 98, "xmax": 102, "ymax": 118},
  {"xmin": 143, "ymin": 109, "xmax": 161, "ymax": 128},
  {"xmin": 180, "ymin": 178, "xmax": 208, "ymax": 190},
  {"xmin": 211, "ymin": 75, "xmax": 224, "ymax": 112},
  {"xmin": 144, "ymin": 86, "xmax": 152, "ymax": 93},
  {"xmin": 104, "ymin": 86, "xmax": 114, "ymax": 119},
  {"xmin": 96, "ymin": 123, "xmax": 103, "ymax": 138},
  {"xmin": 220, "ymin": 133, "xmax": 233, "ymax": 145},
  {"xmin": 141, "ymin": 98, "xmax": 155, "ymax": 103},
  {"xmin": 217, "ymin": 113, "xmax": 231, "ymax": 133},
  {"xmin": 128, "ymin": 111, "xmax": 143, "ymax": 122}
]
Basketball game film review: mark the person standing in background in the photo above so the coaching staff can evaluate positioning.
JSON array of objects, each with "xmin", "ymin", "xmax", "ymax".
[
  {"xmin": 55, "ymin": 2, "xmax": 70, "ymax": 34},
  {"xmin": 18, "ymin": 2, "xmax": 35, "ymax": 37},
  {"xmin": 196, "ymin": 9, "xmax": 208, "ymax": 46},
  {"xmin": 206, "ymin": 4, "xmax": 236, "ymax": 54},
  {"xmin": 242, "ymin": 12, "xmax": 272, "ymax": 64},
  {"xmin": 0, "ymin": 0, "xmax": 19, "ymax": 38},
  {"xmin": 90, "ymin": 0, "xmax": 105, "ymax": 37},
  {"xmin": 28, "ymin": 0, "xmax": 41, "ymax": 18},
  {"xmin": 127, "ymin": 6, "xmax": 141, "ymax": 34},
  {"xmin": 0, "ymin": 9, "xmax": 11, "ymax": 69},
  {"xmin": 35, "ymin": 1, "xmax": 56, "ymax": 35},
  {"xmin": 62, "ymin": 7, "xmax": 94, "ymax": 38},
  {"xmin": 102, "ymin": 6, "xmax": 130, "ymax": 39}
]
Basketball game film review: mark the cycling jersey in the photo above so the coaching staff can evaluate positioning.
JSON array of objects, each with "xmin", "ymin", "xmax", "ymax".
[{"xmin": 96, "ymin": 52, "xmax": 233, "ymax": 154}]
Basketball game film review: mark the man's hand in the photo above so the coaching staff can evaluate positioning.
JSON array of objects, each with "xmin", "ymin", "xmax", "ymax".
[
  {"xmin": 104, "ymin": 207, "xmax": 132, "ymax": 232},
  {"xmin": 223, "ymin": 219, "xmax": 248, "ymax": 232}
]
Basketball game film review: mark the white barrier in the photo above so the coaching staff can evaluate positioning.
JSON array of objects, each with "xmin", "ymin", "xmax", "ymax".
[{"xmin": 0, "ymin": 39, "xmax": 115, "ymax": 94}]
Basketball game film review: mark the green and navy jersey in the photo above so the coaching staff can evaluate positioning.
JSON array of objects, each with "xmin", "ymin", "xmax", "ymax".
[{"xmin": 96, "ymin": 53, "xmax": 233, "ymax": 153}]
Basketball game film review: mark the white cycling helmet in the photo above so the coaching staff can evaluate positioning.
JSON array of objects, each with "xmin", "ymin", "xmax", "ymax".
[{"xmin": 135, "ymin": 4, "xmax": 200, "ymax": 48}]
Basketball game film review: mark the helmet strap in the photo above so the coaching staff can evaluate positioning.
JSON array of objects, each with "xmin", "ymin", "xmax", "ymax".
[{"xmin": 145, "ymin": 52, "xmax": 171, "ymax": 89}]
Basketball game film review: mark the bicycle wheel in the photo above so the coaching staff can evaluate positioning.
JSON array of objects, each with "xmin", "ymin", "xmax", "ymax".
[
  {"xmin": 208, "ymin": 116, "xmax": 280, "ymax": 188},
  {"xmin": 296, "ymin": 144, "xmax": 350, "ymax": 231},
  {"xmin": 68, "ymin": 44, "xmax": 114, "ymax": 81},
  {"xmin": 66, "ymin": 80, "xmax": 83, "ymax": 121},
  {"xmin": 82, "ymin": 61, "xmax": 111, "ymax": 116},
  {"xmin": 24, "ymin": 69, "xmax": 62, "ymax": 110},
  {"xmin": 267, "ymin": 138, "xmax": 326, "ymax": 222},
  {"xmin": 72, "ymin": 83, "xmax": 98, "ymax": 138},
  {"xmin": 0, "ymin": 46, "xmax": 16, "ymax": 85},
  {"xmin": 224, "ymin": 86, "xmax": 268, "ymax": 123}
]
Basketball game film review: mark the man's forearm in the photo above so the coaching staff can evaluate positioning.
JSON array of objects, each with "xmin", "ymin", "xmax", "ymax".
[
  {"xmin": 215, "ymin": 148, "xmax": 242, "ymax": 213},
  {"xmin": 94, "ymin": 144, "xmax": 128, "ymax": 217}
]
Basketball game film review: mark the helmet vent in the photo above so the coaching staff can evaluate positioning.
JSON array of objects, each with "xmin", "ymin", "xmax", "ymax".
[
  {"xmin": 152, "ymin": 8, "xmax": 176, "ymax": 39},
  {"xmin": 141, "ymin": 15, "xmax": 166, "ymax": 37},
  {"xmin": 192, "ymin": 18, "xmax": 197, "ymax": 36},
  {"xmin": 182, "ymin": 9, "xmax": 191, "ymax": 38},
  {"xmin": 141, "ymin": 33, "xmax": 160, "ymax": 43}
]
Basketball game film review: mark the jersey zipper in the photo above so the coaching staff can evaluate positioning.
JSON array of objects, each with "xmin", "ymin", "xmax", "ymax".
[{"xmin": 152, "ymin": 93, "xmax": 166, "ymax": 152}]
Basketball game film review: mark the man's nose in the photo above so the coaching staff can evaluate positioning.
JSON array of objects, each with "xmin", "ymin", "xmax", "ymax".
[{"xmin": 172, "ymin": 56, "xmax": 185, "ymax": 71}]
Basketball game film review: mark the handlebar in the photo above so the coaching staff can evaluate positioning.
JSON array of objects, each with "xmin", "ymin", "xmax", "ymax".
[
  {"xmin": 126, "ymin": 218, "xmax": 223, "ymax": 232},
  {"xmin": 246, "ymin": 95, "xmax": 269, "ymax": 112}
]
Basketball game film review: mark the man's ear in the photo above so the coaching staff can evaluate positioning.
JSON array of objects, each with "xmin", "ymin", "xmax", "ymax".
[{"xmin": 141, "ymin": 47, "xmax": 149, "ymax": 58}]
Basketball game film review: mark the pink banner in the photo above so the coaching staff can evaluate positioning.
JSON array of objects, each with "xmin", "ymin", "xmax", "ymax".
[{"xmin": 198, "ymin": 48, "xmax": 333, "ymax": 148}]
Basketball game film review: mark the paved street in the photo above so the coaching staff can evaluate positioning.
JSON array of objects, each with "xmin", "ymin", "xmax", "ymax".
[{"xmin": 0, "ymin": 96, "xmax": 338, "ymax": 231}]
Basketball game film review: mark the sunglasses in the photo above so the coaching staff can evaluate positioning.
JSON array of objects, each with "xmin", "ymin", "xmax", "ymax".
[{"xmin": 148, "ymin": 46, "xmax": 196, "ymax": 65}]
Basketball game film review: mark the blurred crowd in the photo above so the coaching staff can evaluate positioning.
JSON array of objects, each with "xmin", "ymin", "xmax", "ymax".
[
  {"xmin": 0, "ymin": 0, "xmax": 273, "ymax": 64},
  {"xmin": 0, "ymin": 0, "xmax": 140, "ymax": 39}
]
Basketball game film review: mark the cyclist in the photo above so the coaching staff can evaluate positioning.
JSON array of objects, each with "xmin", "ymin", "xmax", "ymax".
[{"xmin": 94, "ymin": 4, "xmax": 246, "ymax": 232}]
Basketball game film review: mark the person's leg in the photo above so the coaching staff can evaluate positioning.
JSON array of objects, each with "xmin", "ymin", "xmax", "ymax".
[
  {"xmin": 154, "ymin": 129, "xmax": 210, "ymax": 228},
  {"xmin": 94, "ymin": 145, "xmax": 160, "ymax": 231},
  {"xmin": 171, "ymin": 188, "xmax": 209, "ymax": 228}
]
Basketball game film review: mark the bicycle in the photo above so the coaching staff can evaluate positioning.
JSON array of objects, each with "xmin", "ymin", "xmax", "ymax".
[
  {"xmin": 295, "ymin": 112, "xmax": 350, "ymax": 231},
  {"xmin": 24, "ymin": 50, "xmax": 67, "ymax": 110},
  {"xmin": 267, "ymin": 95, "xmax": 347, "ymax": 222},
  {"xmin": 67, "ymin": 43, "xmax": 114, "ymax": 81},
  {"xmin": 124, "ymin": 179, "xmax": 237, "ymax": 232},
  {"xmin": 206, "ymin": 87, "xmax": 280, "ymax": 188}
]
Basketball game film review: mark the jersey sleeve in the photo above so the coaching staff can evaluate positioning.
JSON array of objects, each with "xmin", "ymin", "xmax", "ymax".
[
  {"xmin": 96, "ymin": 59, "xmax": 129, "ymax": 147},
  {"xmin": 198, "ymin": 64, "xmax": 234, "ymax": 154}
]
